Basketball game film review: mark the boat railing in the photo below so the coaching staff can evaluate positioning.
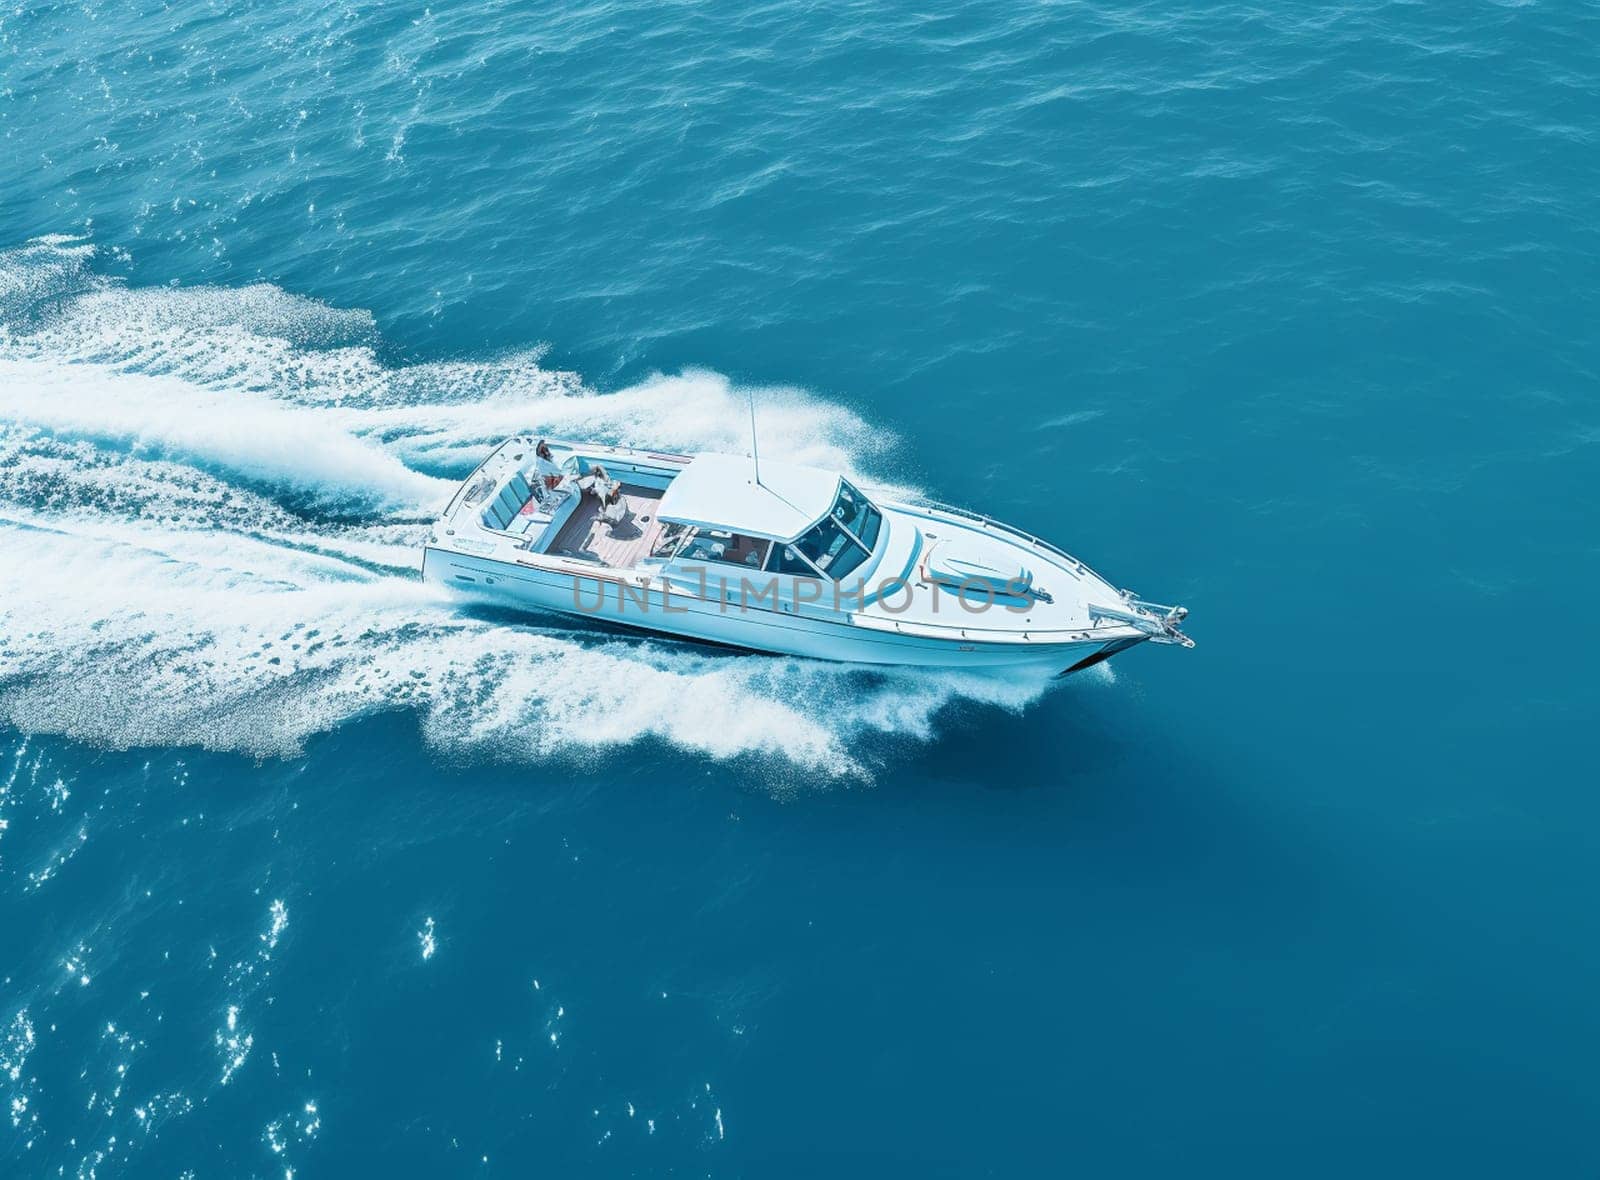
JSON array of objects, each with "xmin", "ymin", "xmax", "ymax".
[
  {"xmin": 863, "ymin": 488, "xmax": 1194, "ymax": 647},
  {"xmin": 846, "ymin": 610, "xmax": 1128, "ymax": 643},
  {"xmin": 1088, "ymin": 599, "xmax": 1194, "ymax": 647},
  {"xmin": 439, "ymin": 438, "xmax": 692, "ymax": 523},
  {"xmin": 882, "ymin": 493, "xmax": 1112, "ymax": 582},
  {"xmin": 550, "ymin": 438, "xmax": 693, "ymax": 465}
]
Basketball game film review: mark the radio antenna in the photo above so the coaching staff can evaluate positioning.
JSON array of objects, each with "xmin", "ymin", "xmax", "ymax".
[{"xmin": 748, "ymin": 387, "xmax": 764, "ymax": 488}]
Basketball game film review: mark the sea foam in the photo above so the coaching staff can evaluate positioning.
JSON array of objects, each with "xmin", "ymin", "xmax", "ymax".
[{"xmin": 0, "ymin": 237, "xmax": 1058, "ymax": 780}]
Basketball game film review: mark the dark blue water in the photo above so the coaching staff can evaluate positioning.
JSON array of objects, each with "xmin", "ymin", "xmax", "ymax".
[{"xmin": 3, "ymin": 1, "xmax": 1598, "ymax": 1174}]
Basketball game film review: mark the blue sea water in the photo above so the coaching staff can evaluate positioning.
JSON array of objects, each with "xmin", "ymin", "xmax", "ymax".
[{"xmin": 2, "ymin": 0, "xmax": 1598, "ymax": 1174}]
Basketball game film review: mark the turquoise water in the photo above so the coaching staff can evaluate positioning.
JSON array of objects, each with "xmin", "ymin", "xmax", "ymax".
[{"xmin": 3, "ymin": 1, "xmax": 1598, "ymax": 1174}]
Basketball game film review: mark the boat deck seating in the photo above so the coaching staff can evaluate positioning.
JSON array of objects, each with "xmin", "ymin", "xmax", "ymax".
[
  {"xmin": 480, "ymin": 469, "xmax": 557, "ymax": 537},
  {"xmin": 476, "ymin": 456, "xmax": 671, "ymax": 544}
]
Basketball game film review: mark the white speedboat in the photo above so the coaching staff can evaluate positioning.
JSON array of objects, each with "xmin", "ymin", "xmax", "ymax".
[{"xmin": 421, "ymin": 436, "xmax": 1193, "ymax": 674}]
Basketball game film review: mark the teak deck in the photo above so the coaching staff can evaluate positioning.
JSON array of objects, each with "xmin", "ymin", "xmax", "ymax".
[{"xmin": 549, "ymin": 484, "xmax": 667, "ymax": 568}]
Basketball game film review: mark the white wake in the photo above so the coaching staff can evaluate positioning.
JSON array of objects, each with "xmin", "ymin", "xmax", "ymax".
[{"xmin": 0, "ymin": 236, "xmax": 1059, "ymax": 780}]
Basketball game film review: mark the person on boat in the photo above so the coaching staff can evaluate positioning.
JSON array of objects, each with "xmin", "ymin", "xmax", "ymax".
[
  {"xmin": 534, "ymin": 440, "xmax": 564, "ymax": 493},
  {"xmin": 598, "ymin": 480, "xmax": 630, "ymax": 527},
  {"xmin": 579, "ymin": 462, "xmax": 620, "ymax": 499}
]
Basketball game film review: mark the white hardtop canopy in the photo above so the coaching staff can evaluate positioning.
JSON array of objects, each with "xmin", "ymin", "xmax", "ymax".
[{"xmin": 656, "ymin": 452, "xmax": 842, "ymax": 541}]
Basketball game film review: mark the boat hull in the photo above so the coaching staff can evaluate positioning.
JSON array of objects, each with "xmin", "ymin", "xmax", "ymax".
[{"xmin": 423, "ymin": 545, "xmax": 1142, "ymax": 673}]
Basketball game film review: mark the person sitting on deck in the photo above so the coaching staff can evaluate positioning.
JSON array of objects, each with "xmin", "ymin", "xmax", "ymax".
[
  {"xmin": 534, "ymin": 440, "xmax": 565, "ymax": 493},
  {"xmin": 578, "ymin": 462, "xmax": 622, "ymax": 502},
  {"xmin": 597, "ymin": 481, "xmax": 630, "ymax": 528}
]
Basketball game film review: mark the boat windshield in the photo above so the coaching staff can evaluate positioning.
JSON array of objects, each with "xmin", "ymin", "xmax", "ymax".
[{"xmin": 785, "ymin": 480, "xmax": 882, "ymax": 579}]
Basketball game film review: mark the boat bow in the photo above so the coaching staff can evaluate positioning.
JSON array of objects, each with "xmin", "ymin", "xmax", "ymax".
[{"xmin": 1088, "ymin": 594, "xmax": 1195, "ymax": 648}]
